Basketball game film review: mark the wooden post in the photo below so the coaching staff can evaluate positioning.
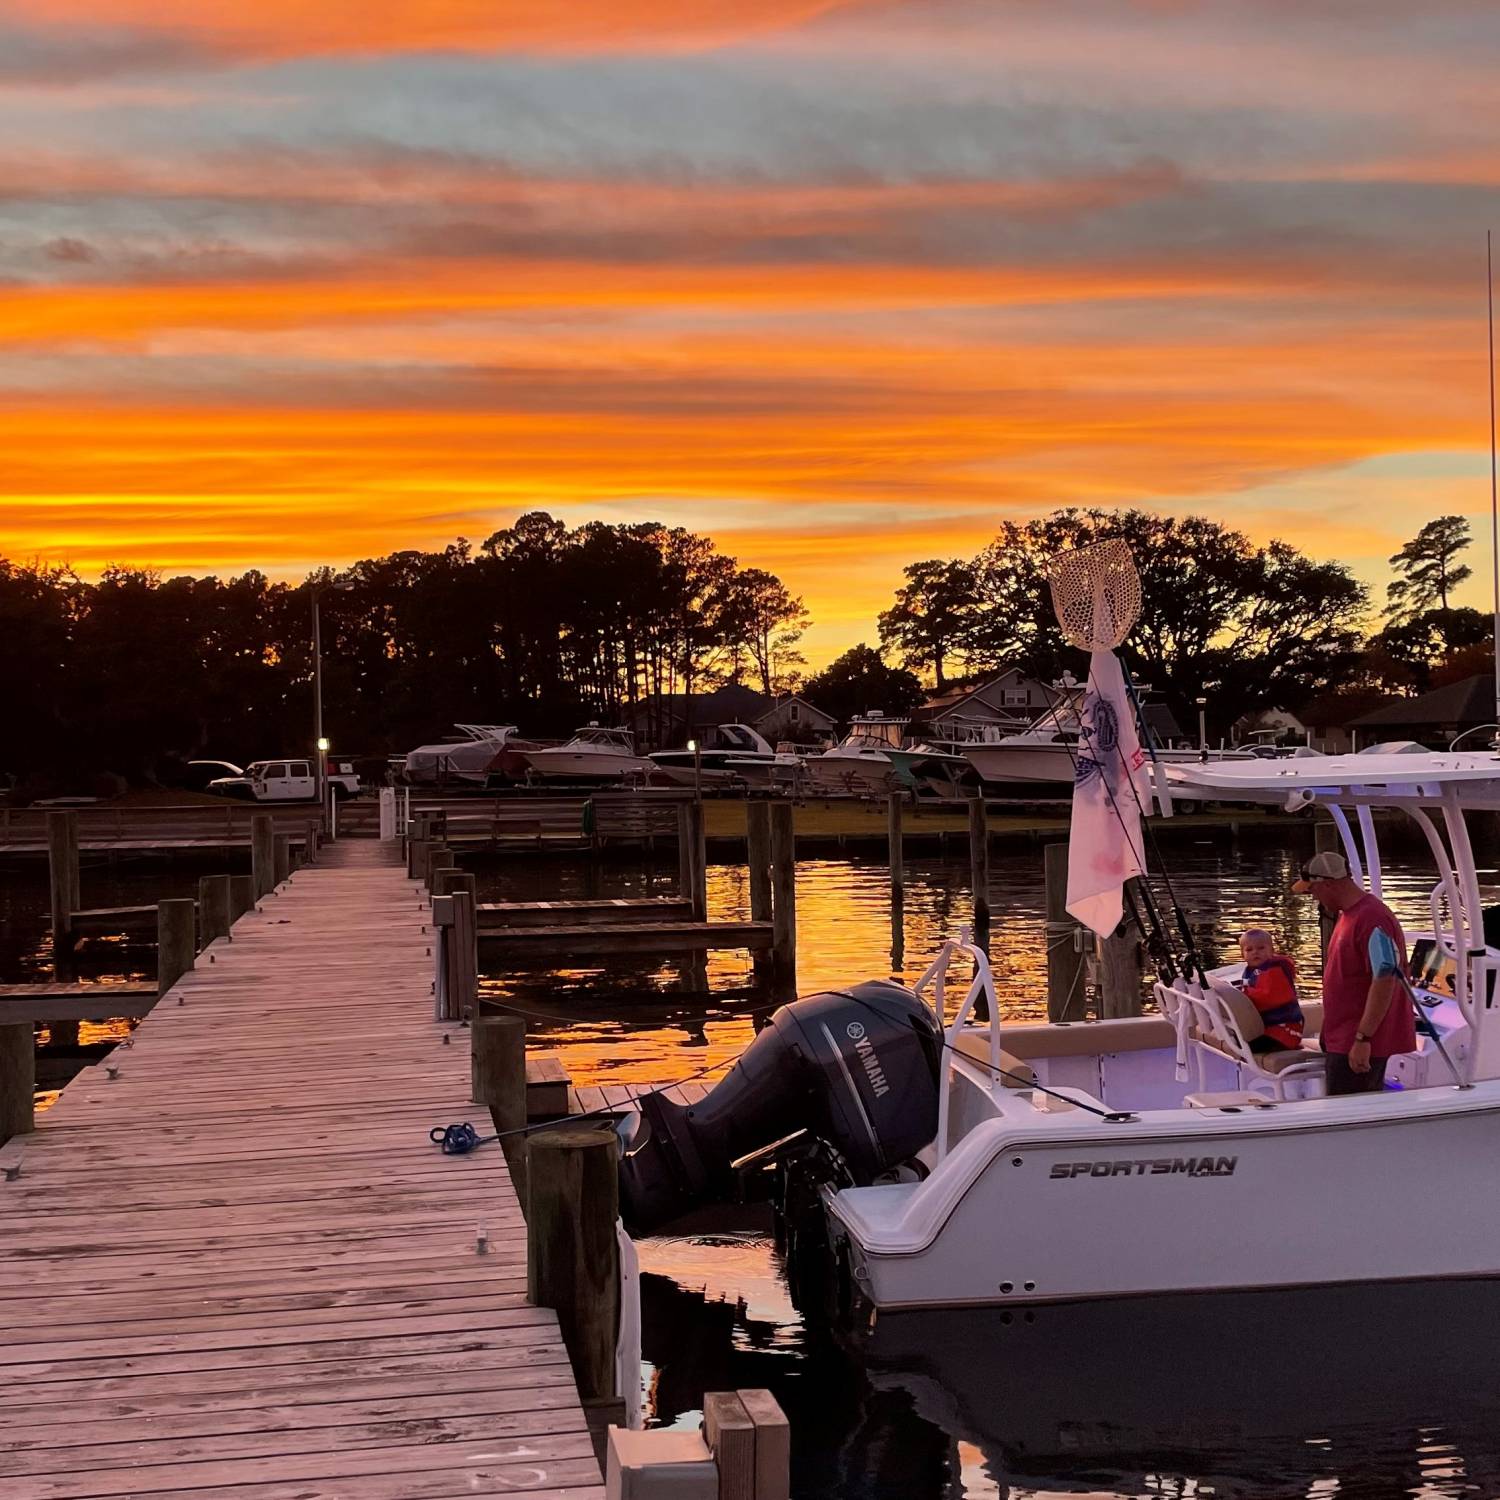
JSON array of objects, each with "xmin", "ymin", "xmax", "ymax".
[
  {"xmin": 431, "ymin": 866, "xmax": 458, "ymax": 898},
  {"xmin": 769, "ymin": 802, "xmax": 796, "ymax": 997},
  {"xmin": 157, "ymin": 898, "xmax": 196, "ymax": 998},
  {"xmin": 888, "ymin": 792, "xmax": 904, "ymax": 894},
  {"xmin": 450, "ymin": 885, "xmax": 478, "ymax": 1019},
  {"xmin": 688, "ymin": 799, "xmax": 707, "ymax": 921},
  {"xmin": 527, "ymin": 1124, "xmax": 620, "ymax": 1403},
  {"xmin": 198, "ymin": 875, "xmax": 233, "ymax": 949},
  {"xmin": 676, "ymin": 803, "xmax": 694, "ymax": 904},
  {"xmin": 46, "ymin": 811, "xmax": 79, "ymax": 977},
  {"xmin": 426, "ymin": 846, "xmax": 455, "ymax": 892},
  {"xmin": 703, "ymin": 1394, "xmax": 757, "ymax": 1500},
  {"xmin": 0, "ymin": 1022, "xmax": 34, "ymax": 1143},
  {"xmin": 303, "ymin": 819, "xmax": 319, "ymax": 865},
  {"xmin": 746, "ymin": 802, "xmax": 772, "ymax": 980},
  {"xmin": 968, "ymin": 794, "xmax": 990, "ymax": 952},
  {"xmin": 229, "ymin": 874, "xmax": 255, "ymax": 924},
  {"xmin": 1315, "ymin": 819, "xmax": 1339, "ymax": 965},
  {"xmin": 1045, "ymin": 841, "xmax": 1087, "ymax": 1022},
  {"xmin": 251, "ymin": 813, "xmax": 275, "ymax": 900},
  {"xmin": 473, "ymin": 1008, "xmax": 527, "ymax": 1195},
  {"xmin": 407, "ymin": 838, "xmax": 428, "ymax": 881},
  {"xmin": 272, "ymin": 833, "xmax": 291, "ymax": 887},
  {"xmin": 1098, "ymin": 909, "xmax": 1144, "ymax": 1018}
]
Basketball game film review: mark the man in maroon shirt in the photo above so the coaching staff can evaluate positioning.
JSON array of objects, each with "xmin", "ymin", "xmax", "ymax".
[{"xmin": 1293, "ymin": 850, "xmax": 1415, "ymax": 1095}]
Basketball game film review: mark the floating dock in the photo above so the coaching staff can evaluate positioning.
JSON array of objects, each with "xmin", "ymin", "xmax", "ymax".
[{"xmin": 0, "ymin": 840, "xmax": 603, "ymax": 1500}]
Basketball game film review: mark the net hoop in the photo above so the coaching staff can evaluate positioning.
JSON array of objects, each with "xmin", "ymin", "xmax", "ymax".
[{"xmin": 1046, "ymin": 538, "xmax": 1141, "ymax": 651}]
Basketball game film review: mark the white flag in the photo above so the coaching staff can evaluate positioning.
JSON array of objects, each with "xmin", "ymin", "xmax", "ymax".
[{"xmin": 1067, "ymin": 649, "xmax": 1150, "ymax": 938}]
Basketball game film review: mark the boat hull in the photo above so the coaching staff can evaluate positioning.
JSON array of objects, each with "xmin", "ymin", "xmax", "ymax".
[
  {"xmin": 826, "ymin": 1082, "xmax": 1500, "ymax": 1309},
  {"xmin": 521, "ymin": 749, "xmax": 654, "ymax": 781},
  {"xmin": 804, "ymin": 752, "xmax": 895, "ymax": 796}
]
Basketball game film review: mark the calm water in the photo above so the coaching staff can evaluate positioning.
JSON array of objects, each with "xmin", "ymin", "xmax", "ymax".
[{"xmin": 7, "ymin": 825, "xmax": 1500, "ymax": 1495}]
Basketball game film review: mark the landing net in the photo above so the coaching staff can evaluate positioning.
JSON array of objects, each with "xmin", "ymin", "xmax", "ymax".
[{"xmin": 1046, "ymin": 538, "xmax": 1141, "ymax": 651}]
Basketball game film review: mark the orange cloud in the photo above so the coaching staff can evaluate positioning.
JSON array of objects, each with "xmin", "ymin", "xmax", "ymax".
[{"xmin": 6, "ymin": 0, "xmax": 860, "ymax": 60}]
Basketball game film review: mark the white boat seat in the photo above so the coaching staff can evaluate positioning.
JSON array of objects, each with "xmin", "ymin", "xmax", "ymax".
[
  {"xmin": 1253, "ymin": 1045, "xmax": 1325, "ymax": 1074},
  {"xmin": 952, "ymin": 1030, "xmax": 1037, "ymax": 1087},
  {"xmin": 1214, "ymin": 981, "xmax": 1322, "ymax": 1043},
  {"xmin": 1000, "ymin": 1016, "xmax": 1178, "ymax": 1059}
]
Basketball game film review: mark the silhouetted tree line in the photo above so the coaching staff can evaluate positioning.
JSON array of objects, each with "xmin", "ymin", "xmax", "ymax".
[
  {"xmin": 0, "ymin": 513, "xmax": 808, "ymax": 791},
  {"xmin": 875, "ymin": 509, "xmax": 1491, "ymax": 739}
]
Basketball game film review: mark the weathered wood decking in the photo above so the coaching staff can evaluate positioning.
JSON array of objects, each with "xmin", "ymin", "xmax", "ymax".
[{"xmin": 0, "ymin": 840, "xmax": 603, "ymax": 1500}]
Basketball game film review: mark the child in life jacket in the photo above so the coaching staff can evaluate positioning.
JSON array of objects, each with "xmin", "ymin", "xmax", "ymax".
[{"xmin": 1236, "ymin": 928, "xmax": 1304, "ymax": 1051}]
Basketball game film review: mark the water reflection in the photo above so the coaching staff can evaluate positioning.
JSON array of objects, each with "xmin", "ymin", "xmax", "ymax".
[
  {"xmin": 475, "ymin": 824, "xmax": 1476, "ymax": 1090},
  {"xmin": 639, "ymin": 1231, "xmax": 1500, "ymax": 1498}
]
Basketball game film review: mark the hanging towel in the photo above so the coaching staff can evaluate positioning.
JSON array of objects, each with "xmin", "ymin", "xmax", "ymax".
[{"xmin": 1067, "ymin": 648, "xmax": 1150, "ymax": 939}]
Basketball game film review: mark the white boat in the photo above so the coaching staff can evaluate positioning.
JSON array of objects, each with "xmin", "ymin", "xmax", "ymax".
[
  {"xmin": 521, "ymin": 724, "xmax": 654, "ymax": 783},
  {"xmin": 962, "ymin": 697, "xmax": 1253, "ymax": 801},
  {"xmin": 620, "ymin": 750, "xmax": 1500, "ymax": 1309},
  {"xmin": 648, "ymin": 723, "xmax": 776, "ymax": 789},
  {"xmin": 803, "ymin": 713, "xmax": 908, "ymax": 796},
  {"xmin": 403, "ymin": 724, "xmax": 530, "ymax": 786}
]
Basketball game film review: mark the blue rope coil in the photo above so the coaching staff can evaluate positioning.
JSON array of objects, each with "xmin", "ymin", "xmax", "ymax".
[{"xmin": 429, "ymin": 1122, "xmax": 495, "ymax": 1155}]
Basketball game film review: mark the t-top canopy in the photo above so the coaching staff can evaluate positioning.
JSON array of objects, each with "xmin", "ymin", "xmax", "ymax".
[{"xmin": 1168, "ymin": 750, "xmax": 1500, "ymax": 796}]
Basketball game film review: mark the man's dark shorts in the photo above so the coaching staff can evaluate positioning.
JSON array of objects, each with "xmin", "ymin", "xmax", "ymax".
[{"xmin": 1323, "ymin": 1052, "xmax": 1389, "ymax": 1095}]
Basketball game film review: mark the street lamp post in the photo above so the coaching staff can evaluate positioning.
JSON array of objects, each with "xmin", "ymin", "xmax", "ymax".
[
  {"xmin": 1195, "ymin": 696, "xmax": 1208, "ymax": 758},
  {"xmin": 311, "ymin": 577, "xmax": 353, "ymax": 815},
  {"xmin": 312, "ymin": 589, "xmax": 326, "ymax": 810}
]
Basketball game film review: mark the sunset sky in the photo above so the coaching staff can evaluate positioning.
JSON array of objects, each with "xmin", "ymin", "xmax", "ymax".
[{"xmin": 4, "ymin": 0, "xmax": 1500, "ymax": 664}]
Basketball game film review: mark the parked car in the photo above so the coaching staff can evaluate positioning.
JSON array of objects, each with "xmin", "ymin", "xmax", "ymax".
[
  {"xmin": 208, "ymin": 758, "xmax": 361, "ymax": 802},
  {"xmin": 184, "ymin": 759, "xmax": 244, "ymax": 792}
]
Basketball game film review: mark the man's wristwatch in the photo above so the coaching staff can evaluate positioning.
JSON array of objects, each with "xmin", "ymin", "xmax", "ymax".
[{"xmin": 1354, "ymin": 1031, "xmax": 1372, "ymax": 1044}]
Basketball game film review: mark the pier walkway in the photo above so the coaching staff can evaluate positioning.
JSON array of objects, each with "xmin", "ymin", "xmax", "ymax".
[{"xmin": 0, "ymin": 841, "xmax": 602, "ymax": 1500}]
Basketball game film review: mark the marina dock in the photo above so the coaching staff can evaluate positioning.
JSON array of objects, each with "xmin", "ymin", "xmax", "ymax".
[{"xmin": 0, "ymin": 840, "xmax": 603, "ymax": 1500}]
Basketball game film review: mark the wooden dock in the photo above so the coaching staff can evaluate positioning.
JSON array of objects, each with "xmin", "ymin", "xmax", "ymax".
[
  {"xmin": 480, "ymin": 920, "xmax": 773, "ymax": 957},
  {"xmin": 0, "ymin": 981, "xmax": 158, "ymax": 1024},
  {"xmin": 0, "ymin": 840, "xmax": 603, "ymax": 1500}
]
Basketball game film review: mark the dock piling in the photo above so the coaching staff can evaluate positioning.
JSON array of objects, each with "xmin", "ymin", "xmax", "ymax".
[
  {"xmin": 1045, "ymin": 841, "xmax": 1087, "ymax": 1021},
  {"xmin": 156, "ymin": 898, "xmax": 197, "ymax": 997},
  {"xmin": 0, "ymin": 1022, "xmax": 34, "ymax": 1143},
  {"xmin": 250, "ymin": 814, "xmax": 275, "ymax": 899},
  {"xmin": 1098, "ymin": 907, "xmax": 1144, "ymax": 1017},
  {"xmin": 888, "ymin": 792, "xmax": 904, "ymax": 894},
  {"xmin": 746, "ymin": 802, "xmax": 772, "ymax": 980},
  {"xmin": 228, "ymin": 873, "xmax": 255, "ymax": 924},
  {"xmin": 769, "ymin": 802, "xmax": 797, "ymax": 998},
  {"xmin": 46, "ymin": 810, "xmax": 80, "ymax": 975},
  {"xmin": 272, "ymin": 833, "xmax": 291, "ymax": 887},
  {"xmin": 968, "ymin": 794, "xmax": 990, "ymax": 951},
  {"xmin": 527, "ymin": 1123, "xmax": 621, "ymax": 1403},
  {"xmin": 197, "ymin": 875, "xmax": 233, "ymax": 948},
  {"xmin": 473, "ymin": 1008, "xmax": 527, "ymax": 1190}
]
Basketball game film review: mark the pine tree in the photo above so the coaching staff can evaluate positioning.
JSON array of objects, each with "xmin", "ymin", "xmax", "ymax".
[{"xmin": 1386, "ymin": 516, "xmax": 1473, "ymax": 621}]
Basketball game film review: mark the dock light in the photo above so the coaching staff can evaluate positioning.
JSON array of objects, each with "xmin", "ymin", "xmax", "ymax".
[
  {"xmin": 686, "ymin": 739, "xmax": 697, "ymax": 752},
  {"xmin": 317, "ymin": 736, "xmax": 330, "ymax": 753}
]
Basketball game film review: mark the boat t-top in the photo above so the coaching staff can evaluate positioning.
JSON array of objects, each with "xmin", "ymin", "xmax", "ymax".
[
  {"xmin": 804, "ymin": 712, "xmax": 909, "ymax": 796},
  {"xmin": 614, "ymin": 540, "xmax": 1500, "ymax": 1310}
]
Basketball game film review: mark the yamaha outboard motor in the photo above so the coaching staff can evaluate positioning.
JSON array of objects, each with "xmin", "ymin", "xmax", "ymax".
[{"xmin": 619, "ymin": 980, "xmax": 942, "ymax": 1233}]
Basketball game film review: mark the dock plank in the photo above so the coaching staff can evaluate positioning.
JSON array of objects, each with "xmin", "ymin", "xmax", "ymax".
[{"xmin": 0, "ymin": 841, "xmax": 601, "ymax": 1500}]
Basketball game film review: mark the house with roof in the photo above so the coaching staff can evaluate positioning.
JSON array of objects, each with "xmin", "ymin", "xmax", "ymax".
[
  {"xmin": 622, "ymin": 684, "xmax": 836, "ymax": 750},
  {"xmin": 1348, "ymin": 673, "xmax": 1499, "ymax": 750},
  {"xmin": 920, "ymin": 669, "xmax": 1058, "ymax": 732}
]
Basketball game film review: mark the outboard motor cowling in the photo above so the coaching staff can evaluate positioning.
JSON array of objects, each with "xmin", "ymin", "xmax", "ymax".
[{"xmin": 619, "ymin": 981, "xmax": 942, "ymax": 1233}]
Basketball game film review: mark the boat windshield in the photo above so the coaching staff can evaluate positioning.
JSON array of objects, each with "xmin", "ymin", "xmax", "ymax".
[{"xmin": 573, "ymin": 726, "xmax": 633, "ymax": 748}]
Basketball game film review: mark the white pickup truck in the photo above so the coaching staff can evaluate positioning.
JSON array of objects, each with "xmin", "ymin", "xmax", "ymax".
[{"xmin": 208, "ymin": 758, "xmax": 361, "ymax": 802}]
